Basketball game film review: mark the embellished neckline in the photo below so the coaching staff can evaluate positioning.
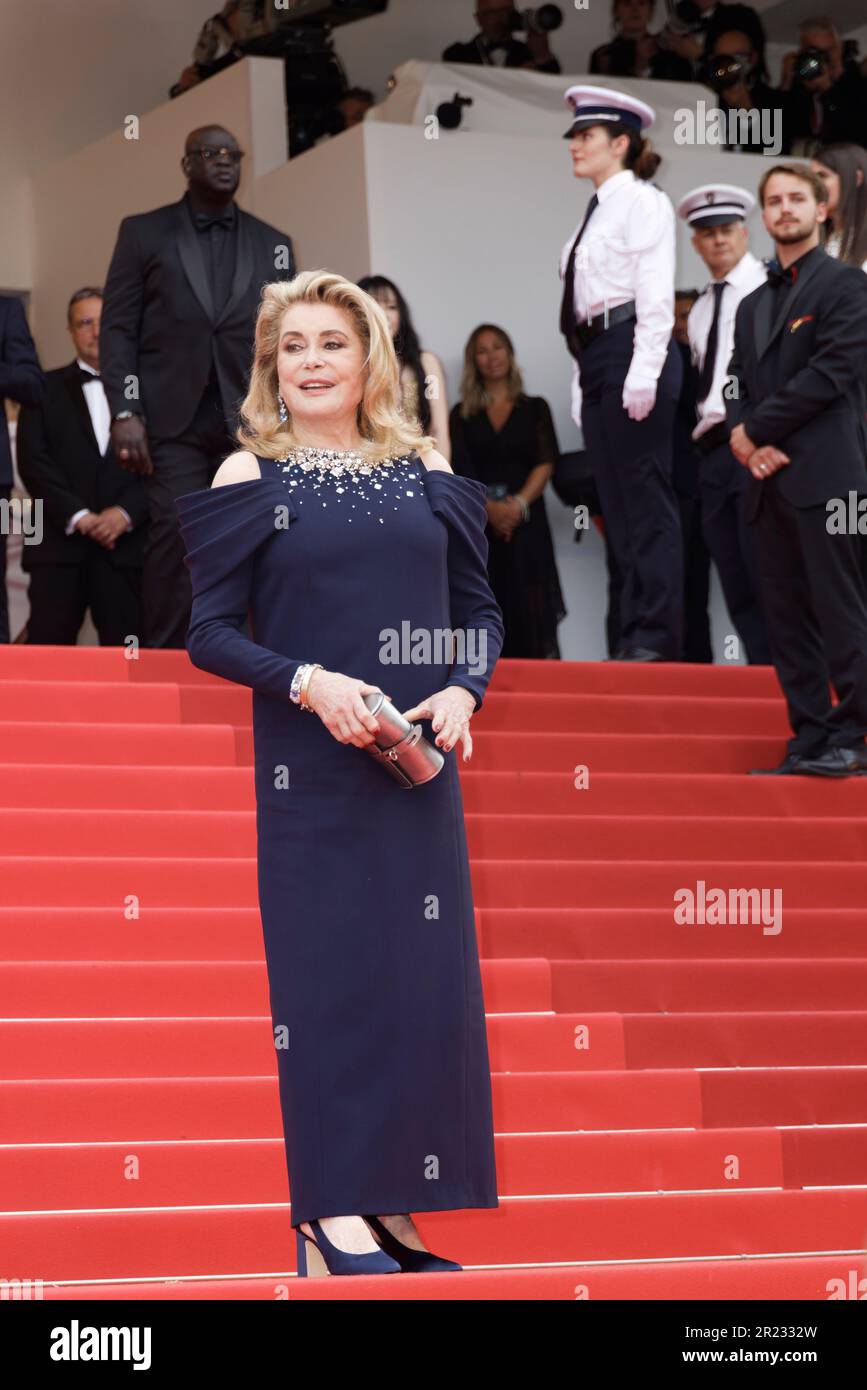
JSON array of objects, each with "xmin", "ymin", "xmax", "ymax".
[{"xmin": 280, "ymin": 445, "xmax": 414, "ymax": 476}]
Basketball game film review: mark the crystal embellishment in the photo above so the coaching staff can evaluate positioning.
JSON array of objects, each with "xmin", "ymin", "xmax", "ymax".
[{"xmin": 277, "ymin": 447, "xmax": 422, "ymax": 525}]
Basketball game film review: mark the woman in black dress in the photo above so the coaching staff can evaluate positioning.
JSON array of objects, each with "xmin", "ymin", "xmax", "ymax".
[{"xmin": 449, "ymin": 323, "xmax": 566, "ymax": 659}]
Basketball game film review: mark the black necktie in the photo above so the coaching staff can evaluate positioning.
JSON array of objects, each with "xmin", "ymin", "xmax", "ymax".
[
  {"xmin": 696, "ymin": 280, "xmax": 727, "ymax": 404},
  {"xmin": 559, "ymin": 194, "xmax": 599, "ymax": 343},
  {"xmin": 765, "ymin": 259, "xmax": 797, "ymax": 290}
]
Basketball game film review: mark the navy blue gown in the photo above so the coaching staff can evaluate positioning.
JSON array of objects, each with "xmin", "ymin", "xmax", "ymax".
[{"xmin": 176, "ymin": 450, "xmax": 504, "ymax": 1229}]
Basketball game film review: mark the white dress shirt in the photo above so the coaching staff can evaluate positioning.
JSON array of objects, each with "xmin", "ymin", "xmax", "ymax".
[
  {"xmin": 559, "ymin": 168, "xmax": 677, "ymax": 427},
  {"xmin": 687, "ymin": 249, "xmax": 767, "ymax": 441},
  {"xmin": 66, "ymin": 358, "xmax": 132, "ymax": 536}
]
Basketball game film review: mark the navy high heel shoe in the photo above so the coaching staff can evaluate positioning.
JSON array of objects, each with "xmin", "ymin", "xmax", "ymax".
[
  {"xmin": 362, "ymin": 1214, "xmax": 463, "ymax": 1272},
  {"xmin": 295, "ymin": 1218, "xmax": 401, "ymax": 1277}
]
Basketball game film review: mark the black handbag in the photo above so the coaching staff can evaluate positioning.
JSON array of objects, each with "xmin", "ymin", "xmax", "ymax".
[{"xmin": 551, "ymin": 449, "xmax": 600, "ymax": 513}]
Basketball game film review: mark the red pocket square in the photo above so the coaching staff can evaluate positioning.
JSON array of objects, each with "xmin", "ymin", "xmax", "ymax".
[{"xmin": 788, "ymin": 315, "xmax": 814, "ymax": 332}]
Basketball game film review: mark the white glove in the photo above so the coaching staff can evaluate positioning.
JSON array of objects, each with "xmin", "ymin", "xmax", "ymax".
[{"xmin": 622, "ymin": 379, "xmax": 657, "ymax": 422}]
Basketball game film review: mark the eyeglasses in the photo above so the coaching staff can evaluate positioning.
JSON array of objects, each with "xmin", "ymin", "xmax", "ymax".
[
  {"xmin": 188, "ymin": 147, "xmax": 245, "ymax": 164},
  {"xmin": 71, "ymin": 317, "xmax": 99, "ymax": 329}
]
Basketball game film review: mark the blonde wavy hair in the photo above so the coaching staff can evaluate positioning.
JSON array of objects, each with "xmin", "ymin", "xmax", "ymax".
[
  {"xmin": 458, "ymin": 323, "xmax": 525, "ymax": 419},
  {"xmin": 236, "ymin": 270, "xmax": 438, "ymax": 463}
]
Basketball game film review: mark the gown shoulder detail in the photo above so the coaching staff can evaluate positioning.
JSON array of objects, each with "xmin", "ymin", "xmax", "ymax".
[
  {"xmin": 423, "ymin": 467, "xmax": 488, "ymax": 537},
  {"xmin": 175, "ymin": 477, "xmax": 296, "ymax": 590}
]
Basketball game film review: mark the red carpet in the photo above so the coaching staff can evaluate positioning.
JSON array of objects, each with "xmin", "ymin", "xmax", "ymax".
[{"xmin": 1, "ymin": 647, "xmax": 866, "ymax": 1299}]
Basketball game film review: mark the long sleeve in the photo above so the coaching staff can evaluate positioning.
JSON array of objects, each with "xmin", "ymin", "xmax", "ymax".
[
  {"xmin": 176, "ymin": 477, "xmax": 309, "ymax": 698},
  {"xmin": 533, "ymin": 396, "xmax": 560, "ymax": 469},
  {"xmin": 100, "ymin": 217, "xmax": 146, "ymax": 419},
  {"xmin": 17, "ymin": 397, "xmax": 90, "ymax": 531},
  {"xmin": 0, "ymin": 297, "xmax": 44, "ymax": 405},
  {"xmin": 623, "ymin": 189, "xmax": 676, "ymax": 391},
  {"xmin": 424, "ymin": 469, "xmax": 504, "ymax": 712},
  {"xmin": 741, "ymin": 270, "xmax": 867, "ymax": 446},
  {"xmin": 448, "ymin": 404, "xmax": 480, "ymax": 482},
  {"xmin": 724, "ymin": 301, "xmax": 751, "ymax": 433}
]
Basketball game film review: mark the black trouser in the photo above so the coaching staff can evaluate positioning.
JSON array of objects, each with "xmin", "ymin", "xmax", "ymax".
[
  {"xmin": 580, "ymin": 323, "xmax": 684, "ymax": 659},
  {"xmin": 0, "ymin": 483, "xmax": 10, "ymax": 643},
  {"xmin": 143, "ymin": 382, "xmax": 235, "ymax": 648},
  {"xmin": 677, "ymin": 494, "xmax": 713, "ymax": 663},
  {"xmin": 25, "ymin": 550, "xmax": 142, "ymax": 646},
  {"xmin": 602, "ymin": 496, "xmax": 712, "ymax": 662},
  {"xmin": 700, "ymin": 441, "xmax": 771, "ymax": 665},
  {"xmin": 753, "ymin": 476, "xmax": 867, "ymax": 755}
]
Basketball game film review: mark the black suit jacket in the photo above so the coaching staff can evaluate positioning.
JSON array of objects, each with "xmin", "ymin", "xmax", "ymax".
[
  {"xmin": 726, "ymin": 247, "xmax": 867, "ymax": 517},
  {"xmin": 16, "ymin": 362, "xmax": 149, "ymax": 570},
  {"xmin": 99, "ymin": 196, "xmax": 295, "ymax": 441},
  {"xmin": 442, "ymin": 34, "xmax": 561, "ymax": 73},
  {"xmin": 0, "ymin": 296, "xmax": 44, "ymax": 488}
]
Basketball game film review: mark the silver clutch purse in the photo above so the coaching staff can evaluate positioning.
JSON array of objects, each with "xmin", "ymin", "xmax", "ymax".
[{"xmin": 362, "ymin": 690, "xmax": 445, "ymax": 789}]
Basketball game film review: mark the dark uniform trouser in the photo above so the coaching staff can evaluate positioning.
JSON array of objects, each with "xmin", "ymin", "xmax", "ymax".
[
  {"xmin": 0, "ymin": 484, "xmax": 10, "ymax": 642},
  {"xmin": 677, "ymin": 494, "xmax": 713, "ymax": 663},
  {"xmin": 754, "ymin": 475, "xmax": 867, "ymax": 756},
  {"xmin": 699, "ymin": 441, "xmax": 771, "ymax": 665},
  {"xmin": 580, "ymin": 322, "xmax": 684, "ymax": 659},
  {"xmin": 143, "ymin": 381, "xmax": 235, "ymax": 649},
  {"xmin": 26, "ymin": 552, "xmax": 142, "ymax": 646}
]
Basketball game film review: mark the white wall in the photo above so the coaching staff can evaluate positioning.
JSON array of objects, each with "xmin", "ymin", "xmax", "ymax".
[{"xmin": 28, "ymin": 58, "xmax": 286, "ymax": 368}]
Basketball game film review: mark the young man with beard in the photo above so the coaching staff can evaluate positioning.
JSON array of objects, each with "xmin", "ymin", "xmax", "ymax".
[{"xmin": 726, "ymin": 164, "xmax": 867, "ymax": 776}]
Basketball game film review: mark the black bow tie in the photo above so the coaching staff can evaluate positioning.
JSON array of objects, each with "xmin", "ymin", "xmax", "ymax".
[
  {"xmin": 766, "ymin": 260, "xmax": 797, "ymax": 289},
  {"xmin": 76, "ymin": 366, "xmax": 100, "ymax": 383},
  {"xmin": 486, "ymin": 39, "xmax": 509, "ymax": 52},
  {"xmin": 193, "ymin": 209, "xmax": 234, "ymax": 232}
]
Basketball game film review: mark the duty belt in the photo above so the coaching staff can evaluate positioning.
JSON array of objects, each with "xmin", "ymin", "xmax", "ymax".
[{"xmin": 565, "ymin": 300, "xmax": 637, "ymax": 359}]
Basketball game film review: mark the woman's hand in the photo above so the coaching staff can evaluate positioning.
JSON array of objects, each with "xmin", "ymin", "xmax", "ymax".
[
  {"xmin": 487, "ymin": 496, "xmax": 522, "ymax": 543},
  {"xmin": 304, "ymin": 669, "xmax": 382, "ymax": 748},
  {"xmin": 402, "ymin": 685, "xmax": 477, "ymax": 760}
]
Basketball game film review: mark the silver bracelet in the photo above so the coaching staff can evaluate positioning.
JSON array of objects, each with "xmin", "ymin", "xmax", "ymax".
[
  {"xmin": 512, "ymin": 493, "xmax": 530, "ymax": 523},
  {"xmin": 290, "ymin": 664, "xmax": 311, "ymax": 705}
]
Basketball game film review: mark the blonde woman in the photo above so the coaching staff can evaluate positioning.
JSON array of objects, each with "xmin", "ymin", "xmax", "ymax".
[{"xmin": 175, "ymin": 271, "xmax": 504, "ymax": 1278}]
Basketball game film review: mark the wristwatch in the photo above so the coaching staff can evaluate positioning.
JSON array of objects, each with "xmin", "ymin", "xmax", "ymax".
[{"xmin": 113, "ymin": 410, "xmax": 144, "ymax": 423}]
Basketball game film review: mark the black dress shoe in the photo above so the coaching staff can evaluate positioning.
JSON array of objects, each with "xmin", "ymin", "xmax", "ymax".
[
  {"xmin": 749, "ymin": 753, "xmax": 807, "ymax": 775},
  {"xmin": 617, "ymin": 647, "xmax": 666, "ymax": 662},
  {"xmin": 795, "ymin": 746, "xmax": 867, "ymax": 778}
]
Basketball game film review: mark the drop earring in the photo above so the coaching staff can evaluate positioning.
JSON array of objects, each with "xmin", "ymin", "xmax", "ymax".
[{"xmin": 277, "ymin": 393, "xmax": 288, "ymax": 424}]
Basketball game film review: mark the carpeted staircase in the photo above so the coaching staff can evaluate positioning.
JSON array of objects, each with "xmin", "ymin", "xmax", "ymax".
[{"xmin": 1, "ymin": 647, "xmax": 865, "ymax": 1300}]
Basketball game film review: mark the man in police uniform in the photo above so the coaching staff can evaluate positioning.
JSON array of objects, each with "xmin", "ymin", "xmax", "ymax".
[{"xmin": 677, "ymin": 183, "xmax": 771, "ymax": 664}]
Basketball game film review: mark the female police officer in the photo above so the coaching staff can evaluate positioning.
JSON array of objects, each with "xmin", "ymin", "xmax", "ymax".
[{"xmin": 559, "ymin": 85, "xmax": 683, "ymax": 661}]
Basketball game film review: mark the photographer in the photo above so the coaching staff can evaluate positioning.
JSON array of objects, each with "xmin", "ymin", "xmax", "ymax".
[
  {"xmin": 701, "ymin": 25, "xmax": 792, "ymax": 155},
  {"xmin": 590, "ymin": 0, "xmax": 694, "ymax": 81},
  {"xmin": 657, "ymin": 0, "xmax": 766, "ymax": 73},
  {"xmin": 443, "ymin": 0, "xmax": 562, "ymax": 73},
  {"xmin": 781, "ymin": 17, "xmax": 867, "ymax": 152}
]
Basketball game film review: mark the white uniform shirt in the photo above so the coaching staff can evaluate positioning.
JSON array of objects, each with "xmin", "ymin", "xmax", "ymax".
[
  {"xmin": 65, "ymin": 358, "xmax": 132, "ymax": 536},
  {"xmin": 687, "ymin": 249, "xmax": 766, "ymax": 441},
  {"xmin": 559, "ymin": 168, "xmax": 677, "ymax": 427}
]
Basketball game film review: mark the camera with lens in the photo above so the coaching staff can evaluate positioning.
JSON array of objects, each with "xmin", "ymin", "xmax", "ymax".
[
  {"xmin": 698, "ymin": 51, "xmax": 753, "ymax": 92},
  {"xmin": 509, "ymin": 5, "xmax": 563, "ymax": 34},
  {"xmin": 795, "ymin": 45, "xmax": 828, "ymax": 83},
  {"xmin": 795, "ymin": 37, "xmax": 858, "ymax": 84}
]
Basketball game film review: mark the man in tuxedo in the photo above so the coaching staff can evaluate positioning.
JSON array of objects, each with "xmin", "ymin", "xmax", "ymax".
[
  {"xmin": 99, "ymin": 124, "xmax": 295, "ymax": 647},
  {"xmin": 726, "ymin": 164, "xmax": 867, "ymax": 777},
  {"xmin": 16, "ymin": 289, "xmax": 148, "ymax": 645},
  {"xmin": 442, "ymin": 0, "xmax": 561, "ymax": 73},
  {"xmin": 0, "ymin": 296, "xmax": 43, "ymax": 642}
]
